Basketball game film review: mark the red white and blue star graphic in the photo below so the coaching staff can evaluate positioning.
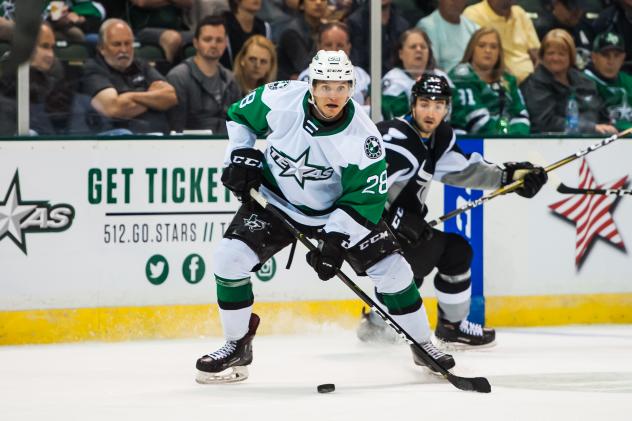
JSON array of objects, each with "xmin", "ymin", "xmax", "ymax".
[{"xmin": 549, "ymin": 158, "xmax": 628, "ymax": 269}]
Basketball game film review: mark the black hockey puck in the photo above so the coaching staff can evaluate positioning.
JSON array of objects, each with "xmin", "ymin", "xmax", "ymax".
[{"xmin": 317, "ymin": 383, "xmax": 335, "ymax": 393}]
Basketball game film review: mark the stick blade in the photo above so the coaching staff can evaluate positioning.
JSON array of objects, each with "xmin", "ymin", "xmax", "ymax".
[
  {"xmin": 447, "ymin": 374, "xmax": 492, "ymax": 393},
  {"xmin": 556, "ymin": 183, "xmax": 575, "ymax": 194}
]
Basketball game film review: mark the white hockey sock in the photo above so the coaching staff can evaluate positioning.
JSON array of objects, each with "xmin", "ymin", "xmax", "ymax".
[
  {"xmin": 220, "ymin": 306, "xmax": 253, "ymax": 341},
  {"xmin": 392, "ymin": 302, "xmax": 431, "ymax": 343}
]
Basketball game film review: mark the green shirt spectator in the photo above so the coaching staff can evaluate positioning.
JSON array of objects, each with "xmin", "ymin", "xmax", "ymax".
[
  {"xmin": 584, "ymin": 31, "xmax": 632, "ymax": 131},
  {"xmin": 448, "ymin": 27, "xmax": 529, "ymax": 136},
  {"xmin": 450, "ymin": 64, "xmax": 529, "ymax": 136}
]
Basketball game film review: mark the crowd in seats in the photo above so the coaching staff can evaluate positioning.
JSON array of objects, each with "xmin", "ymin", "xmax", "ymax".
[
  {"xmin": 449, "ymin": 27, "xmax": 530, "ymax": 136},
  {"xmin": 521, "ymin": 28, "xmax": 616, "ymax": 134},
  {"xmin": 277, "ymin": 0, "xmax": 327, "ymax": 80},
  {"xmin": 220, "ymin": 0, "xmax": 271, "ymax": 70},
  {"xmin": 381, "ymin": 28, "xmax": 448, "ymax": 120},
  {"xmin": 166, "ymin": 15, "xmax": 241, "ymax": 134},
  {"xmin": 297, "ymin": 21, "xmax": 370, "ymax": 111},
  {"xmin": 0, "ymin": 0, "xmax": 631, "ymax": 136},
  {"xmin": 233, "ymin": 34, "xmax": 277, "ymax": 95}
]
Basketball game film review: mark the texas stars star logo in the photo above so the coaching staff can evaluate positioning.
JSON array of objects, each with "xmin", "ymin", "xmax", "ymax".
[
  {"xmin": 269, "ymin": 147, "xmax": 334, "ymax": 188},
  {"xmin": 243, "ymin": 214, "xmax": 267, "ymax": 232},
  {"xmin": 0, "ymin": 171, "xmax": 75, "ymax": 254},
  {"xmin": 549, "ymin": 159, "xmax": 627, "ymax": 269}
]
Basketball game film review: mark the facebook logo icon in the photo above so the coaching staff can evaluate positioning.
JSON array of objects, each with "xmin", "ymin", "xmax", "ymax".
[{"xmin": 183, "ymin": 254, "xmax": 206, "ymax": 284}]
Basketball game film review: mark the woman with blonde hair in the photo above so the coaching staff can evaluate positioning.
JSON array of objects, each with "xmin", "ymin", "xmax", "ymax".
[
  {"xmin": 449, "ymin": 26, "xmax": 530, "ymax": 135},
  {"xmin": 381, "ymin": 27, "xmax": 450, "ymax": 120},
  {"xmin": 520, "ymin": 28, "xmax": 616, "ymax": 134},
  {"xmin": 233, "ymin": 35, "xmax": 277, "ymax": 95}
]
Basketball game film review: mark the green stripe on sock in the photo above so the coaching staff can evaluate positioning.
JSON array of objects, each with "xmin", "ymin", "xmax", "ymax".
[
  {"xmin": 215, "ymin": 275, "xmax": 253, "ymax": 303},
  {"xmin": 379, "ymin": 282, "xmax": 421, "ymax": 314}
]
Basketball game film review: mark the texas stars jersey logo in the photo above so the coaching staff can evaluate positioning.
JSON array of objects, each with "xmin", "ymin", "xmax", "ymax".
[
  {"xmin": 243, "ymin": 214, "xmax": 267, "ymax": 232},
  {"xmin": 364, "ymin": 136, "xmax": 383, "ymax": 159},
  {"xmin": 269, "ymin": 147, "xmax": 334, "ymax": 188}
]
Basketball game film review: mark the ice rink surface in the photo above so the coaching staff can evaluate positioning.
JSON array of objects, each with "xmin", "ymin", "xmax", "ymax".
[{"xmin": 1, "ymin": 325, "xmax": 632, "ymax": 421}]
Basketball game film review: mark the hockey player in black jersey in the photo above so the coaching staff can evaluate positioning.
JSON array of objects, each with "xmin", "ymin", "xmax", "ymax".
[{"xmin": 358, "ymin": 73, "xmax": 548, "ymax": 348}]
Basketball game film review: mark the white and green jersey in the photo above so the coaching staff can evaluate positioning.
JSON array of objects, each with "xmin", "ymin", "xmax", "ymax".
[
  {"xmin": 448, "ymin": 63, "xmax": 530, "ymax": 136},
  {"xmin": 381, "ymin": 67, "xmax": 451, "ymax": 120},
  {"xmin": 226, "ymin": 80, "xmax": 387, "ymax": 246},
  {"xmin": 584, "ymin": 68, "xmax": 632, "ymax": 131}
]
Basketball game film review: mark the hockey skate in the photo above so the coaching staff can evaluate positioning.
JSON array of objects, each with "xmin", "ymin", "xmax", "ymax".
[
  {"xmin": 411, "ymin": 341, "xmax": 455, "ymax": 373},
  {"xmin": 434, "ymin": 318, "xmax": 496, "ymax": 350},
  {"xmin": 356, "ymin": 307, "xmax": 404, "ymax": 344},
  {"xmin": 196, "ymin": 313, "xmax": 260, "ymax": 384}
]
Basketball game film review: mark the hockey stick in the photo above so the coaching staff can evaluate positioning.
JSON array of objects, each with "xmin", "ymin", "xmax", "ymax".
[
  {"xmin": 427, "ymin": 127, "xmax": 632, "ymax": 228},
  {"xmin": 249, "ymin": 188, "xmax": 491, "ymax": 394},
  {"xmin": 557, "ymin": 183, "xmax": 632, "ymax": 196}
]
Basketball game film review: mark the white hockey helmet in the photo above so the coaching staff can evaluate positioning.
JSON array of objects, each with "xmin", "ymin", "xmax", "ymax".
[{"xmin": 308, "ymin": 49, "xmax": 355, "ymax": 100}]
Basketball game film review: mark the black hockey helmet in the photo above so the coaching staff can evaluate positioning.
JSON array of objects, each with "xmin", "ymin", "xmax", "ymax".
[{"xmin": 410, "ymin": 73, "xmax": 452, "ymax": 107}]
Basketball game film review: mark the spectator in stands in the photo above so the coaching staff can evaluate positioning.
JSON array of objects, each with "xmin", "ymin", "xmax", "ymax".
[
  {"xmin": 346, "ymin": 0, "xmax": 409, "ymax": 75},
  {"xmin": 30, "ymin": 22, "xmax": 99, "ymax": 134},
  {"xmin": 46, "ymin": 1, "xmax": 106, "ymax": 43},
  {"xmin": 220, "ymin": 0, "xmax": 271, "ymax": 70},
  {"xmin": 167, "ymin": 15, "xmax": 241, "ymax": 133},
  {"xmin": 187, "ymin": 1, "xmax": 230, "ymax": 30},
  {"xmin": 449, "ymin": 27, "xmax": 530, "ymax": 136},
  {"xmin": 417, "ymin": 0, "xmax": 479, "ymax": 73},
  {"xmin": 233, "ymin": 34, "xmax": 276, "ymax": 95},
  {"xmin": 584, "ymin": 31, "xmax": 632, "ymax": 130},
  {"xmin": 257, "ymin": 0, "xmax": 300, "ymax": 44},
  {"xmin": 594, "ymin": 0, "xmax": 632, "ymax": 74},
  {"xmin": 277, "ymin": 0, "xmax": 328, "ymax": 80},
  {"xmin": 393, "ymin": 0, "xmax": 434, "ymax": 27},
  {"xmin": 381, "ymin": 28, "xmax": 449, "ymax": 120},
  {"xmin": 535, "ymin": 0, "xmax": 594, "ymax": 70},
  {"xmin": 520, "ymin": 29, "xmax": 617, "ymax": 134},
  {"xmin": 1, "ymin": 23, "xmax": 104, "ymax": 135},
  {"xmin": 0, "ymin": 0, "xmax": 15, "ymax": 42},
  {"xmin": 82, "ymin": 18, "xmax": 177, "ymax": 134},
  {"xmin": 464, "ymin": 0, "xmax": 540, "ymax": 83},
  {"xmin": 297, "ymin": 22, "xmax": 370, "ymax": 110},
  {"xmin": 128, "ymin": 0, "xmax": 193, "ymax": 63}
]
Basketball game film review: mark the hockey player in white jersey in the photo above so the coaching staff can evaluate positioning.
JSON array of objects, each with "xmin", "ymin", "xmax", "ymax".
[
  {"xmin": 195, "ymin": 50, "xmax": 453, "ymax": 384},
  {"xmin": 358, "ymin": 73, "xmax": 548, "ymax": 348}
]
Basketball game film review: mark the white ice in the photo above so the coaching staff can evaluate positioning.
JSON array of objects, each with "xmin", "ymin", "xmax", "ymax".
[{"xmin": 1, "ymin": 325, "xmax": 632, "ymax": 421}]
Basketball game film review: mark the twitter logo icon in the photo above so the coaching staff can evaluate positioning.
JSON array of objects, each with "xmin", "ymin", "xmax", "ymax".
[{"xmin": 146, "ymin": 254, "xmax": 169, "ymax": 285}]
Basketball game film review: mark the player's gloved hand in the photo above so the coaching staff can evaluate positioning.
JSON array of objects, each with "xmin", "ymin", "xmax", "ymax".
[
  {"xmin": 306, "ymin": 231, "xmax": 348, "ymax": 281},
  {"xmin": 221, "ymin": 148, "xmax": 265, "ymax": 201},
  {"xmin": 501, "ymin": 162, "xmax": 548, "ymax": 198},
  {"xmin": 389, "ymin": 206, "xmax": 434, "ymax": 247}
]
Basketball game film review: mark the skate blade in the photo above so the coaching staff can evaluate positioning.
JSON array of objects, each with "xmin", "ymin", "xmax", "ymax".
[
  {"xmin": 432, "ymin": 335, "xmax": 497, "ymax": 352},
  {"xmin": 195, "ymin": 366, "xmax": 249, "ymax": 384}
]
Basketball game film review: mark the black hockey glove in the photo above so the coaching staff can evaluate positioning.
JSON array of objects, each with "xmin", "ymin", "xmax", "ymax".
[
  {"xmin": 501, "ymin": 162, "xmax": 548, "ymax": 198},
  {"xmin": 221, "ymin": 148, "xmax": 265, "ymax": 201},
  {"xmin": 306, "ymin": 231, "xmax": 349, "ymax": 281},
  {"xmin": 389, "ymin": 206, "xmax": 434, "ymax": 247}
]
